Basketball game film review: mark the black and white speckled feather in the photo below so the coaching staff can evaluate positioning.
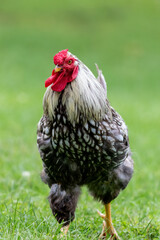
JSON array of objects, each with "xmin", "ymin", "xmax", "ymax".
[
  {"xmin": 37, "ymin": 53, "xmax": 133, "ymax": 225},
  {"xmin": 37, "ymin": 102, "xmax": 131, "ymax": 187}
]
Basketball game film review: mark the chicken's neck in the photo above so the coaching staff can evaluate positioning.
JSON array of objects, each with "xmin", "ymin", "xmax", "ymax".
[{"xmin": 43, "ymin": 64, "xmax": 110, "ymax": 124}]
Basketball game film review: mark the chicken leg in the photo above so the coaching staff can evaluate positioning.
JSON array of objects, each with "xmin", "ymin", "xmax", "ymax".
[
  {"xmin": 60, "ymin": 224, "xmax": 70, "ymax": 237},
  {"xmin": 98, "ymin": 203, "xmax": 120, "ymax": 239}
]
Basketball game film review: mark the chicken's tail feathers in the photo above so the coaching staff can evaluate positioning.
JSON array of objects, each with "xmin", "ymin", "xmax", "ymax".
[{"xmin": 95, "ymin": 63, "xmax": 107, "ymax": 97}]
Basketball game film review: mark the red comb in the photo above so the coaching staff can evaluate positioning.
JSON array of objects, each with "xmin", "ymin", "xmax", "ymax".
[{"xmin": 53, "ymin": 49, "xmax": 68, "ymax": 65}]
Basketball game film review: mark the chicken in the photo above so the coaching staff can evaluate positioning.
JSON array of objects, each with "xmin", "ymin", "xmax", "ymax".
[{"xmin": 37, "ymin": 49, "xmax": 133, "ymax": 239}]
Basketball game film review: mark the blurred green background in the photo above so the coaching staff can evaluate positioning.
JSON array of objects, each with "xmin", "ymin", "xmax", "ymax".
[{"xmin": 0, "ymin": 0, "xmax": 160, "ymax": 239}]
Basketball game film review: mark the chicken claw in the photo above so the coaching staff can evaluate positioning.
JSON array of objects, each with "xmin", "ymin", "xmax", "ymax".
[
  {"xmin": 60, "ymin": 224, "xmax": 70, "ymax": 238},
  {"xmin": 97, "ymin": 204, "xmax": 120, "ymax": 240}
]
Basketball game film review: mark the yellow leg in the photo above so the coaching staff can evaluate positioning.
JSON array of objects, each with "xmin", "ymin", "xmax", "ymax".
[
  {"xmin": 60, "ymin": 224, "xmax": 70, "ymax": 237},
  {"xmin": 97, "ymin": 203, "xmax": 120, "ymax": 239}
]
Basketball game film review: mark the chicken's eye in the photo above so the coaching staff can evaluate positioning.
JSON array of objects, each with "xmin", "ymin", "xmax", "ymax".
[{"xmin": 68, "ymin": 59, "xmax": 73, "ymax": 65}]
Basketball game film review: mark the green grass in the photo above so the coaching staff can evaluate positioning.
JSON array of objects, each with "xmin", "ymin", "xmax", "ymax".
[{"xmin": 0, "ymin": 0, "xmax": 160, "ymax": 239}]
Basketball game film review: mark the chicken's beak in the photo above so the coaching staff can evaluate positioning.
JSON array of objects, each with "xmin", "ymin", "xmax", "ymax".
[{"xmin": 55, "ymin": 65, "xmax": 63, "ymax": 72}]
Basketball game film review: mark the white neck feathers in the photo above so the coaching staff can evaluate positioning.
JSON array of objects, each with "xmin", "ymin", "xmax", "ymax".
[{"xmin": 43, "ymin": 62, "xmax": 109, "ymax": 123}]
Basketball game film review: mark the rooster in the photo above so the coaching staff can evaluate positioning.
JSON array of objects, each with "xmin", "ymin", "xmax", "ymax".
[{"xmin": 37, "ymin": 49, "xmax": 133, "ymax": 239}]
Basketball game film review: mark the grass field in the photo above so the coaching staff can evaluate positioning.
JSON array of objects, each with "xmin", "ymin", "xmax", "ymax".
[{"xmin": 0, "ymin": 0, "xmax": 160, "ymax": 239}]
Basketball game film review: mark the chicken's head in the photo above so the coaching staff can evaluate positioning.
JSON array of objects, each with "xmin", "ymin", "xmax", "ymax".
[{"xmin": 45, "ymin": 49, "xmax": 79, "ymax": 92}]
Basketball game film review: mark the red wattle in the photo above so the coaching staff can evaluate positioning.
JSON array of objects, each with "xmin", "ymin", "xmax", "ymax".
[
  {"xmin": 45, "ymin": 75, "xmax": 55, "ymax": 87},
  {"xmin": 51, "ymin": 71, "xmax": 67, "ymax": 92},
  {"xmin": 45, "ymin": 70, "xmax": 59, "ymax": 88},
  {"xmin": 51, "ymin": 76, "xmax": 68, "ymax": 92},
  {"xmin": 45, "ymin": 65, "xmax": 79, "ymax": 92}
]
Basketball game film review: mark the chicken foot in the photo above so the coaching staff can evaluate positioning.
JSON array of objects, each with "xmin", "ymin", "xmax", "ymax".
[
  {"xmin": 97, "ymin": 203, "xmax": 120, "ymax": 240},
  {"xmin": 60, "ymin": 224, "xmax": 70, "ymax": 237}
]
